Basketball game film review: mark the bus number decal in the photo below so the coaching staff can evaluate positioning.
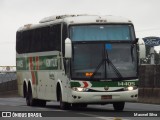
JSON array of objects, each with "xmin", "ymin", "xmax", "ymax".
[{"xmin": 118, "ymin": 82, "xmax": 135, "ymax": 86}]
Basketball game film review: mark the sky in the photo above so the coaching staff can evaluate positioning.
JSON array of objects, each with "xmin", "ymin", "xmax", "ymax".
[{"xmin": 0, "ymin": 0, "xmax": 160, "ymax": 66}]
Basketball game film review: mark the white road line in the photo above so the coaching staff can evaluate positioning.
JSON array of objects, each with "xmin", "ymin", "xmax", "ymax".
[
  {"xmin": 77, "ymin": 112, "xmax": 130, "ymax": 120},
  {"xmin": 36, "ymin": 107, "xmax": 64, "ymax": 111}
]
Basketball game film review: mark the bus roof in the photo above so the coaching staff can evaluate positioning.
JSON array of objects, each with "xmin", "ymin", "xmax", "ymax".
[
  {"xmin": 64, "ymin": 15, "xmax": 132, "ymax": 24},
  {"xmin": 17, "ymin": 15, "xmax": 132, "ymax": 31}
]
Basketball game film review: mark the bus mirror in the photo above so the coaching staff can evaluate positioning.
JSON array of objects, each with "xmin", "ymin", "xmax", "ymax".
[
  {"xmin": 65, "ymin": 38, "xmax": 72, "ymax": 58},
  {"xmin": 138, "ymin": 38, "xmax": 146, "ymax": 59},
  {"xmin": 132, "ymin": 38, "xmax": 138, "ymax": 44},
  {"xmin": 135, "ymin": 38, "xmax": 138, "ymax": 43}
]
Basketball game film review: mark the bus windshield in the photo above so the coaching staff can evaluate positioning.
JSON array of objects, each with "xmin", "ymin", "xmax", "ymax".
[
  {"xmin": 70, "ymin": 25, "xmax": 134, "ymax": 41},
  {"xmin": 71, "ymin": 43, "xmax": 137, "ymax": 80},
  {"xmin": 70, "ymin": 25, "xmax": 137, "ymax": 80}
]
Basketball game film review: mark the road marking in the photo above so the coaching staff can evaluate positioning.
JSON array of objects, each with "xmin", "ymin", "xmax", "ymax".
[
  {"xmin": 77, "ymin": 112, "xmax": 130, "ymax": 120},
  {"xmin": 36, "ymin": 107, "xmax": 65, "ymax": 111}
]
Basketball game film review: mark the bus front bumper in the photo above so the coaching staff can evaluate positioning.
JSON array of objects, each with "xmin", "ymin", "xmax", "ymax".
[{"xmin": 68, "ymin": 89, "xmax": 138, "ymax": 103}]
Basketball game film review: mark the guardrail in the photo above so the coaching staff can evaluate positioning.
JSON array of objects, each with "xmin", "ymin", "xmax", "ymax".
[
  {"xmin": 0, "ymin": 66, "xmax": 17, "ymax": 94},
  {"xmin": 0, "ymin": 66, "xmax": 16, "ymax": 83},
  {"xmin": 138, "ymin": 65, "xmax": 160, "ymax": 104}
]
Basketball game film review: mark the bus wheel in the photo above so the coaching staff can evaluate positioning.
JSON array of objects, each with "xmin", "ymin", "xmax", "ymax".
[
  {"xmin": 26, "ymin": 86, "xmax": 36, "ymax": 106},
  {"xmin": 59, "ymin": 90, "xmax": 70, "ymax": 110},
  {"xmin": 113, "ymin": 102, "xmax": 125, "ymax": 111}
]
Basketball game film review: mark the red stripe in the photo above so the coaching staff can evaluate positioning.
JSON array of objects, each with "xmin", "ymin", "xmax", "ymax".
[
  {"xmin": 83, "ymin": 81, "xmax": 88, "ymax": 88},
  {"xmin": 29, "ymin": 57, "xmax": 33, "ymax": 70},
  {"xmin": 29, "ymin": 57, "xmax": 36, "ymax": 84}
]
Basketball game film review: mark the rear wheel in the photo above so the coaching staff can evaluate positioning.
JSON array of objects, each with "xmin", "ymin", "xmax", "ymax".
[
  {"xmin": 26, "ymin": 89, "xmax": 46, "ymax": 107},
  {"xmin": 113, "ymin": 102, "xmax": 125, "ymax": 111},
  {"xmin": 26, "ymin": 87, "xmax": 36, "ymax": 106}
]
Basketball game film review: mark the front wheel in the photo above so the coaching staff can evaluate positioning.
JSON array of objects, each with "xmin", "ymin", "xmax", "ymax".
[
  {"xmin": 59, "ymin": 90, "xmax": 70, "ymax": 110},
  {"xmin": 113, "ymin": 102, "xmax": 125, "ymax": 111}
]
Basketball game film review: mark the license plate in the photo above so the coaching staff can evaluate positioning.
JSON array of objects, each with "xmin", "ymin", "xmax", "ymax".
[{"xmin": 101, "ymin": 95, "xmax": 112, "ymax": 100}]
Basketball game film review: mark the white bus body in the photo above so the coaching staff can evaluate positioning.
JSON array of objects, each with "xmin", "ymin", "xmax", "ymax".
[{"xmin": 16, "ymin": 15, "xmax": 139, "ymax": 110}]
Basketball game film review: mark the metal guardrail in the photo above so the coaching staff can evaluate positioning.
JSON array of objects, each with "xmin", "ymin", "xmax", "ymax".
[
  {"xmin": 0, "ymin": 66, "xmax": 16, "ymax": 83},
  {"xmin": 138, "ymin": 65, "xmax": 160, "ymax": 104}
]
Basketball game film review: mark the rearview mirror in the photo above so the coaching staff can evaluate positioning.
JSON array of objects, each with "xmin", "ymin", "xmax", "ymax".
[
  {"xmin": 132, "ymin": 38, "xmax": 138, "ymax": 44},
  {"xmin": 138, "ymin": 38, "xmax": 146, "ymax": 59},
  {"xmin": 65, "ymin": 38, "xmax": 72, "ymax": 58}
]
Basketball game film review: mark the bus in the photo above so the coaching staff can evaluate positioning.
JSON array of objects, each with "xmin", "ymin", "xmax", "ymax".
[{"xmin": 16, "ymin": 15, "xmax": 144, "ymax": 111}]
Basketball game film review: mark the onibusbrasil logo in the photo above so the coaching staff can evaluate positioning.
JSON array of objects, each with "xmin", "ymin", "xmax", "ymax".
[{"xmin": 2, "ymin": 112, "xmax": 42, "ymax": 117}]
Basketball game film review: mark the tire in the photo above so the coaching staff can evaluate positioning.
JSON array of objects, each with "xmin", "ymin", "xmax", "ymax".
[
  {"xmin": 113, "ymin": 102, "xmax": 125, "ymax": 111},
  {"xmin": 59, "ymin": 89, "xmax": 70, "ymax": 110},
  {"xmin": 23, "ymin": 83, "xmax": 27, "ymax": 98},
  {"xmin": 26, "ymin": 91, "xmax": 30, "ymax": 106},
  {"xmin": 26, "ymin": 87, "xmax": 36, "ymax": 106}
]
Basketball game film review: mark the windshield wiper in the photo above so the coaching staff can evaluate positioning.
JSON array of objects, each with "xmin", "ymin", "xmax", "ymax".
[
  {"xmin": 89, "ymin": 58, "xmax": 105, "ymax": 80},
  {"xmin": 106, "ymin": 58, "xmax": 123, "ymax": 79},
  {"xmin": 90, "ymin": 48, "xmax": 123, "ymax": 80}
]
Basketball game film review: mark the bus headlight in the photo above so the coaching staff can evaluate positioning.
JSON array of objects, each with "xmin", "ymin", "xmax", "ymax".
[
  {"xmin": 124, "ymin": 86, "xmax": 137, "ymax": 91},
  {"xmin": 128, "ymin": 86, "xmax": 134, "ymax": 91},
  {"xmin": 72, "ymin": 87, "xmax": 89, "ymax": 92}
]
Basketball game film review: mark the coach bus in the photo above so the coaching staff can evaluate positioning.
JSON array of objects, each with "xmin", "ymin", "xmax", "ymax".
[{"xmin": 16, "ymin": 15, "xmax": 144, "ymax": 111}]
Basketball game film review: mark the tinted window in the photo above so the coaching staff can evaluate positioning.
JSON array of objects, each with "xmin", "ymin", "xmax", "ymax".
[{"xmin": 16, "ymin": 24, "xmax": 61, "ymax": 54}]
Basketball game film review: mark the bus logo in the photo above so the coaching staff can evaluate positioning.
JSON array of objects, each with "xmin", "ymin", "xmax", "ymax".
[
  {"xmin": 104, "ymin": 86, "xmax": 109, "ymax": 91},
  {"xmin": 46, "ymin": 58, "xmax": 58, "ymax": 67}
]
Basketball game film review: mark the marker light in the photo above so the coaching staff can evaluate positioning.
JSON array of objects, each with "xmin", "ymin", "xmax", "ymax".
[{"xmin": 85, "ymin": 72, "xmax": 93, "ymax": 77}]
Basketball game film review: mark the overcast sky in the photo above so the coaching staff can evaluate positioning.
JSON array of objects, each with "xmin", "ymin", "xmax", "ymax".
[{"xmin": 0, "ymin": 0, "xmax": 160, "ymax": 66}]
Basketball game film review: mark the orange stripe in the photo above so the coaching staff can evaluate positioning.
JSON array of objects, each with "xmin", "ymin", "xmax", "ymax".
[{"xmin": 29, "ymin": 57, "xmax": 33, "ymax": 70}]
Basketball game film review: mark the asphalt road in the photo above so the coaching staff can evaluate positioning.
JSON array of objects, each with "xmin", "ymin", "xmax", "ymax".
[{"xmin": 0, "ymin": 97, "xmax": 159, "ymax": 120}]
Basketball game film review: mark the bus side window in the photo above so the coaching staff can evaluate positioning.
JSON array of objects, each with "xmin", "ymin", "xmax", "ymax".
[{"xmin": 16, "ymin": 32, "xmax": 23, "ymax": 54}]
